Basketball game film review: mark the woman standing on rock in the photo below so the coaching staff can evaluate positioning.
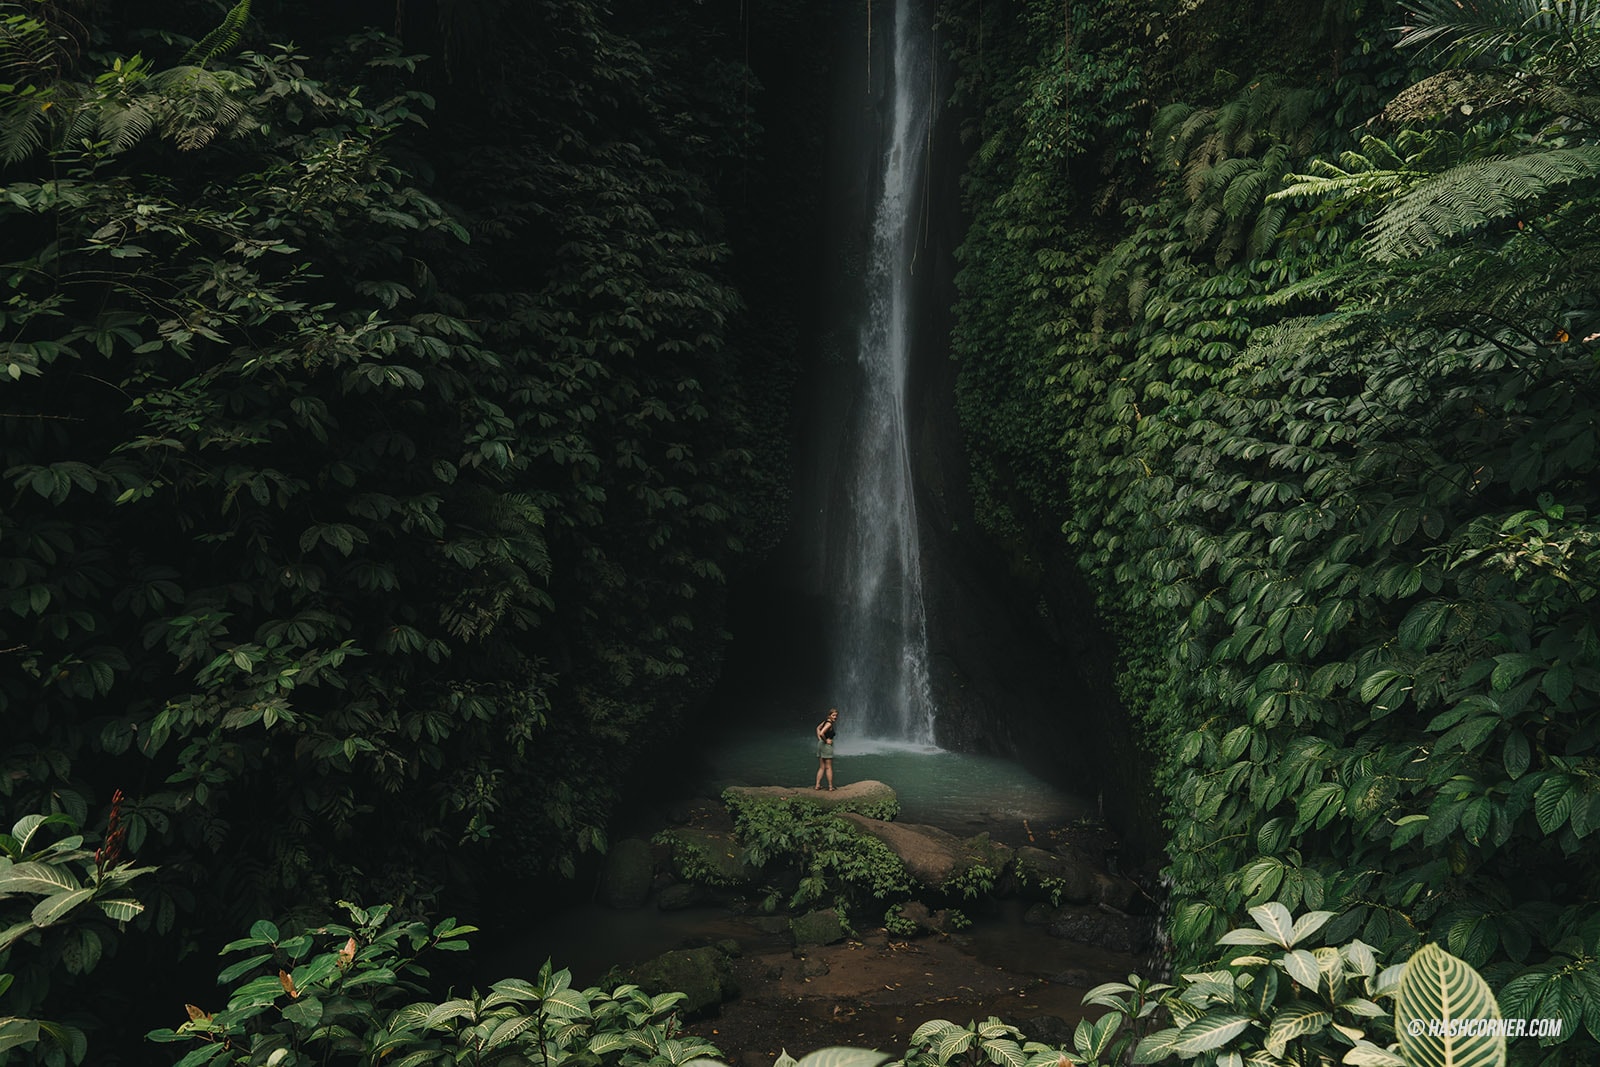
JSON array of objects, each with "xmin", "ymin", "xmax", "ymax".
[{"xmin": 814, "ymin": 708, "xmax": 839, "ymax": 790}]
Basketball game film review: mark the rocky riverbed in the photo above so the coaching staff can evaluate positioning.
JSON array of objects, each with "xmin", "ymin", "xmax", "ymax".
[{"xmin": 562, "ymin": 780, "xmax": 1164, "ymax": 1065}]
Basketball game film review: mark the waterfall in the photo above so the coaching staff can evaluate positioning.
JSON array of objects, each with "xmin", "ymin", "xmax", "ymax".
[{"xmin": 827, "ymin": 0, "xmax": 938, "ymax": 748}]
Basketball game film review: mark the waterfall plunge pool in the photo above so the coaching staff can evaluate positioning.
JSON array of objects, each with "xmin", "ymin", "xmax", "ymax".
[{"xmin": 703, "ymin": 727, "xmax": 1097, "ymax": 840}]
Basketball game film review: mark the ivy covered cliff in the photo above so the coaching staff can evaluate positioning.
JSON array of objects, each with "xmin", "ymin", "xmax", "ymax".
[{"xmin": 940, "ymin": 0, "xmax": 1600, "ymax": 1059}]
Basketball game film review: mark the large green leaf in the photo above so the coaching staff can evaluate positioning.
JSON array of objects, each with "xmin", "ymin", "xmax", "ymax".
[
  {"xmin": 7, "ymin": 814, "xmax": 76, "ymax": 856},
  {"xmin": 982, "ymin": 1038, "xmax": 1028, "ymax": 1067},
  {"xmin": 541, "ymin": 986, "xmax": 592, "ymax": 1018},
  {"xmin": 790, "ymin": 1049, "xmax": 896, "ymax": 1067},
  {"xmin": 0, "ymin": 861, "xmax": 80, "ymax": 896},
  {"xmin": 0, "ymin": 1019, "xmax": 41, "ymax": 1055},
  {"xmin": 1132, "ymin": 1027, "xmax": 1182, "ymax": 1064},
  {"xmin": 1394, "ymin": 944, "xmax": 1506, "ymax": 1067},
  {"xmin": 1281, "ymin": 949, "xmax": 1322, "ymax": 989},
  {"xmin": 1343, "ymin": 1040, "xmax": 1409, "ymax": 1065},
  {"xmin": 1174, "ymin": 1012, "xmax": 1253, "ymax": 1054},
  {"xmin": 96, "ymin": 897, "xmax": 145, "ymax": 922},
  {"xmin": 1248, "ymin": 903, "xmax": 1296, "ymax": 947},
  {"xmin": 1266, "ymin": 1002, "xmax": 1332, "ymax": 1057},
  {"xmin": 0, "ymin": 920, "xmax": 37, "ymax": 952},
  {"xmin": 29, "ymin": 886, "xmax": 94, "ymax": 927}
]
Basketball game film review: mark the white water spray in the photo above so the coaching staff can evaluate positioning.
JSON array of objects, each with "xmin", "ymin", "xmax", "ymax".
[{"xmin": 830, "ymin": 0, "xmax": 937, "ymax": 747}]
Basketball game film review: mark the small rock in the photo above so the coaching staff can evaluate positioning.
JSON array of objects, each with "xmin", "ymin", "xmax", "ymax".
[
  {"xmin": 656, "ymin": 883, "xmax": 706, "ymax": 911},
  {"xmin": 1020, "ymin": 1014, "xmax": 1075, "ymax": 1046},
  {"xmin": 790, "ymin": 907, "xmax": 846, "ymax": 947},
  {"xmin": 1048, "ymin": 967, "xmax": 1100, "ymax": 987},
  {"xmin": 897, "ymin": 900, "xmax": 950, "ymax": 935},
  {"xmin": 796, "ymin": 956, "xmax": 831, "ymax": 978}
]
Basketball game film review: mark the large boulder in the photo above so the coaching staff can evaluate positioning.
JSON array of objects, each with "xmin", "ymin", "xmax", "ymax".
[
  {"xmin": 1014, "ymin": 845, "xmax": 1095, "ymax": 903},
  {"xmin": 838, "ymin": 814, "xmax": 970, "ymax": 887},
  {"xmin": 623, "ymin": 942, "xmax": 741, "ymax": 1016},
  {"xmin": 724, "ymin": 780, "xmax": 899, "ymax": 820},
  {"xmin": 1014, "ymin": 843, "xmax": 1141, "ymax": 910},
  {"xmin": 655, "ymin": 883, "xmax": 707, "ymax": 911},
  {"xmin": 599, "ymin": 837, "xmax": 655, "ymax": 908}
]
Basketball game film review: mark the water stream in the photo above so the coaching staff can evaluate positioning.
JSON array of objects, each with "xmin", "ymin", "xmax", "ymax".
[{"xmin": 827, "ymin": 0, "xmax": 938, "ymax": 747}]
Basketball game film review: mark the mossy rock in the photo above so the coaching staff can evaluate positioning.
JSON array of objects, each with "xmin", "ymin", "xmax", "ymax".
[
  {"xmin": 723, "ymin": 780, "xmax": 899, "ymax": 821},
  {"xmin": 930, "ymin": 834, "xmax": 1015, "ymax": 900},
  {"xmin": 623, "ymin": 943, "xmax": 740, "ymax": 1016},
  {"xmin": 657, "ymin": 826, "xmax": 758, "ymax": 886},
  {"xmin": 789, "ymin": 907, "xmax": 846, "ymax": 947},
  {"xmin": 1014, "ymin": 845, "xmax": 1096, "ymax": 905}
]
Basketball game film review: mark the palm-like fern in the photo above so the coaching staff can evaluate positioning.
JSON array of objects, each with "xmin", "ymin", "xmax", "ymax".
[
  {"xmin": 1285, "ymin": 1, "xmax": 1600, "ymax": 262},
  {"xmin": 0, "ymin": 4, "xmax": 63, "ymax": 165},
  {"xmin": 180, "ymin": 0, "xmax": 252, "ymax": 68},
  {"xmin": 1400, "ymin": 0, "xmax": 1600, "ymax": 66},
  {"xmin": 4, "ymin": 63, "xmax": 254, "ymax": 170},
  {"xmin": 1367, "ymin": 145, "xmax": 1600, "ymax": 259},
  {"xmin": 1153, "ymin": 83, "xmax": 1322, "ymax": 263}
]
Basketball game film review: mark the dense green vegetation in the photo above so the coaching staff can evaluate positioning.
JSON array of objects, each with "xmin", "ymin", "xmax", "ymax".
[
  {"xmin": 941, "ymin": 0, "xmax": 1599, "ymax": 1063},
  {"xmin": 5, "ymin": 0, "xmax": 1598, "ymax": 1063},
  {"xmin": 1, "ymin": 0, "xmax": 818, "ymax": 1058}
]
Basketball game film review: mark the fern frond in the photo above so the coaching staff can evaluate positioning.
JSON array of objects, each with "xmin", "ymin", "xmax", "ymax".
[
  {"xmin": 0, "ymin": 6, "xmax": 60, "ymax": 85},
  {"xmin": 180, "ymin": 0, "xmax": 252, "ymax": 68},
  {"xmin": 1246, "ymin": 201, "xmax": 1286, "ymax": 261},
  {"xmin": 1220, "ymin": 161, "xmax": 1270, "ymax": 219},
  {"xmin": 1198, "ymin": 155, "xmax": 1255, "ymax": 204},
  {"xmin": 97, "ymin": 97, "xmax": 158, "ymax": 153},
  {"xmin": 0, "ymin": 3, "xmax": 64, "ymax": 167},
  {"xmin": 151, "ymin": 66, "xmax": 254, "ymax": 149},
  {"xmin": 0, "ymin": 95, "xmax": 49, "ymax": 165},
  {"xmin": 1367, "ymin": 145, "xmax": 1600, "ymax": 259},
  {"xmin": 1273, "ymin": 167, "xmax": 1414, "ymax": 205},
  {"xmin": 1152, "ymin": 101, "xmax": 1195, "ymax": 159},
  {"xmin": 1212, "ymin": 98, "xmax": 1253, "ymax": 158},
  {"xmin": 1399, "ymin": 0, "xmax": 1600, "ymax": 62}
]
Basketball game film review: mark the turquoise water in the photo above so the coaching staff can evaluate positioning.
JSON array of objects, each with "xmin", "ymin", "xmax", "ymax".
[{"xmin": 704, "ymin": 729, "xmax": 1094, "ymax": 834}]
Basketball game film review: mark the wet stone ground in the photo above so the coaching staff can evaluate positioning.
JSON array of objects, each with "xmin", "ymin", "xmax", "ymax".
[{"xmin": 679, "ymin": 903, "xmax": 1145, "ymax": 1067}]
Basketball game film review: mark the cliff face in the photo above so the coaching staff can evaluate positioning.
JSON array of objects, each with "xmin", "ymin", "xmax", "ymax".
[{"xmin": 898, "ymin": 117, "xmax": 1161, "ymax": 860}]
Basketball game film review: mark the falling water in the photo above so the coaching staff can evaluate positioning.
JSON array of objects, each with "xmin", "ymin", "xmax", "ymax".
[{"xmin": 828, "ymin": 0, "xmax": 938, "ymax": 747}]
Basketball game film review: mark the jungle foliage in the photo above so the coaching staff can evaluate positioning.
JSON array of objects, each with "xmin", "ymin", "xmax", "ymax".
[
  {"xmin": 940, "ymin": 0, "xmax": 1600, "ymax": 1063},
  {"xmin": 1, "ymin": 0, "xmax": 816, "ymax": 1056}
]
